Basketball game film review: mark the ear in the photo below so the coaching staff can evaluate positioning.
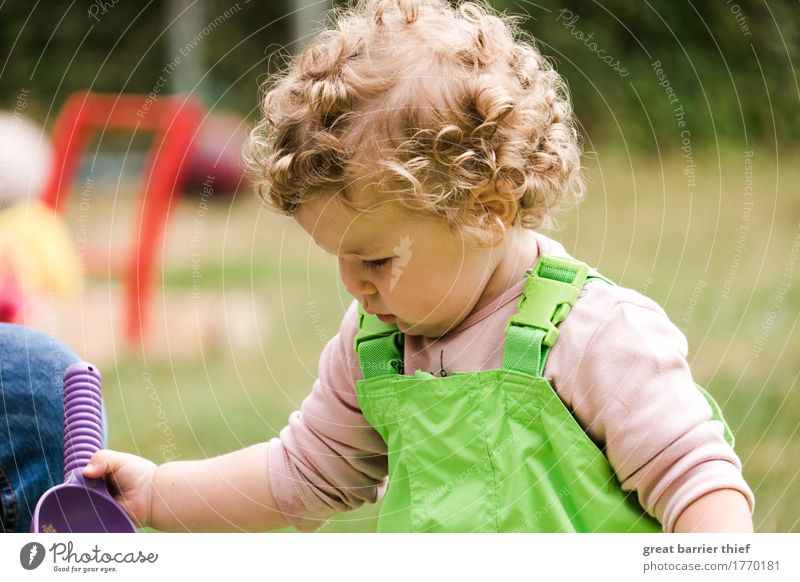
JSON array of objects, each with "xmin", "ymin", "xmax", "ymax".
[{"xmin": 467, "ymin": 181, "xmax": 518, "ymax": 244}]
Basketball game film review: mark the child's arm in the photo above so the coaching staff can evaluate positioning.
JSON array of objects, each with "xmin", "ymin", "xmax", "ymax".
[
  {"xmin": 548, "ymin": 284, "xmax": 755, "ymax": 533},
  {"xmin": 83, "ymin": 445, "xmax": 290, "ymax": 532},
  {"xmin": 672, "ymin": 489, "xmax": 754, "ymax": 533},
  {"xmin": 82, "ymin": 302, "xmax": 387, "ymax": 532}
]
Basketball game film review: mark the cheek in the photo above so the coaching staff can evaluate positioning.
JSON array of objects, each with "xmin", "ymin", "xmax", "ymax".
[
  {"xmin": 381, "ymin": 264, "xmax": 407, "ymax": 297},
  {"xmin": 437, "ymin": 254, "xmax": 479, "ymax": 288},
  {"xmin": 380, "ymin": 261, "xmax": 427, "ymax": 304}
]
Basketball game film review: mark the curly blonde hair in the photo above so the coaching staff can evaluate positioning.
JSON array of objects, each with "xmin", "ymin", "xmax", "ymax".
[{"xmin": 244, "ymin": 0, "xmax": 584, "ymax": 245}]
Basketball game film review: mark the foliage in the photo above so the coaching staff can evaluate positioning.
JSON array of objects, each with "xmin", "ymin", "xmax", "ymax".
[{"xmin": 0, "ymin": 1, "xmax": 795, "ymax": 147}]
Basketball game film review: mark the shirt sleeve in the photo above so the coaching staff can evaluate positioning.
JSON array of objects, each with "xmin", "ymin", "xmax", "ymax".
[
  {"xmin": 267, "ymin": 301, "xmax": 388, "ymax": 531},
  {"xmin": 547, "ymin": 286, "xmax": 755, "ymax": 532}
]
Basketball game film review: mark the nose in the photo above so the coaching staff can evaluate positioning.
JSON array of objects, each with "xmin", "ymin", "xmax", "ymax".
[{"xmin": 338, "ymin": 257, "xmax": 377, "ymax": 298}]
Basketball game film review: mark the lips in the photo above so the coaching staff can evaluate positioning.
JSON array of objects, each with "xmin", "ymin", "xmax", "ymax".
[{"xmin": 364, "ymin": 305, "xmax": 396, "ymax": 323}]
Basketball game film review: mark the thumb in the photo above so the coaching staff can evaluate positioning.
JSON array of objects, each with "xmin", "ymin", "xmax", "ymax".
[{"xmin": 82, "ymin": 449, "xmax": 117, "ymax": 479}]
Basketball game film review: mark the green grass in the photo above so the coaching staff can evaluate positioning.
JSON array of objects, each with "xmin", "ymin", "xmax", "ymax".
[{"xmin": 96, "ymin": 146, "xmax": 798, "ymax": 532}]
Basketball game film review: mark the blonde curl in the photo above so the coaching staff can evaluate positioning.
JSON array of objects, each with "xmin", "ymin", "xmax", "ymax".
[{"xmin": 244, "ymin": 0, "xmax": 585, "ymax": 244}]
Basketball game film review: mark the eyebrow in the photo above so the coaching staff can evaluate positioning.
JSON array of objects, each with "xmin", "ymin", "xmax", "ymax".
[{"xmin": 341, "ymin": 243, "xmax": 372, "ymax": 255}]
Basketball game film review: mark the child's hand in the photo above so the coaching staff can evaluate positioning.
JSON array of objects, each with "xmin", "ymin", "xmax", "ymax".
[{"xmin": 82, "ymin": 449, "xmax": 158, "ymax": 528}]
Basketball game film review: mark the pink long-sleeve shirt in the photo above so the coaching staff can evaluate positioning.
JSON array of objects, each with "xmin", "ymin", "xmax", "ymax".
[{"xmin": 267, "ymin": 232, "xmax": 754, "ymax": 532}]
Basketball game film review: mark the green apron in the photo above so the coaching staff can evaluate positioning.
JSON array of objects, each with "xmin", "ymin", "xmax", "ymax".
[{"xmin": 353, "ymin": 255, "xmax": 734, "ymax": 532}]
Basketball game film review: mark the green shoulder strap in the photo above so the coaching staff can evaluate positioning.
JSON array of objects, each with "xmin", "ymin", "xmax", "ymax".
[
  {"xmin": 502, "ymin": 256, "xmax": 597, "ymax": 376},
  {"xmin": 354, "ymin": 305, "xmax": 404, "ymax": 379},
  {"xmin": 353, "ymin": 256, "xmax": 605, "ymax": 380},
  {"xmin": 499, "ymin": 256, "xmax": 736, "ymax": 448}
]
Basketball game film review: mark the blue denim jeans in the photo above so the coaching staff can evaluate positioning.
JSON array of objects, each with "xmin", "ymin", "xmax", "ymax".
[{"xmin": 0, "ymin": 323, "xmax": 80, "ymax": 532}]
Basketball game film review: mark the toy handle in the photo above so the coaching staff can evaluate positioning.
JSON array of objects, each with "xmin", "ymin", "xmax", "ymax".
[{"xmin": 62, "ymin": 362, "xmax": 104, "ymax": 478}]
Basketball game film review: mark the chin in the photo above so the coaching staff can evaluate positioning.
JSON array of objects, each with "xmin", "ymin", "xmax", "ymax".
[
  {"xmin": 401, "ymin": 320, "xmax": 451, "ymax": 339},
  {"xmin": 395, "ymin": 319, "xmax": 425, "ymax": 336}
]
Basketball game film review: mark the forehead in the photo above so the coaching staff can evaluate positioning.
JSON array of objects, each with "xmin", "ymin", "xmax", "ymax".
[{"xmin": 293, "ymin": 193, "xmax": 409, "ymax": 255}]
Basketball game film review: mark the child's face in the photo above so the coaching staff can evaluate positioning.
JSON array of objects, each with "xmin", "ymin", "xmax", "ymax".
[{"xmin": 294, "ymin": 192, "xmax": 503, "ymax": 338}]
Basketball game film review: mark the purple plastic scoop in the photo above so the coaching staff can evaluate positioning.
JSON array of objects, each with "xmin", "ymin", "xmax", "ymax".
[{"xmin": 31, "ymin": 362, "xmax": 137, "ymax": 533}]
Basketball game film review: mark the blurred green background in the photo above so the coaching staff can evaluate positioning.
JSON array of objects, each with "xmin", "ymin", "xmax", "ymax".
[
  {"xmin": 1, "ymin": 0, "xmax": 797, "ymax": 532},
  {"xmin": 1, "ymin": 0, "xmax": 797, "ymax": 146}
]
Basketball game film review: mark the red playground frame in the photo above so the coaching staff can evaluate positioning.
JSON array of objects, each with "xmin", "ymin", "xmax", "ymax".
[{"xmin": 40, "ymin": 91, "xmax": 204, "ymax": 345}]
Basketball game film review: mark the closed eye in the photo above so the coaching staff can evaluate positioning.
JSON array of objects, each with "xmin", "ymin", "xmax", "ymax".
[{"xmin": 361, "ymin": 258, "xmax": 390, "ymax": 271}]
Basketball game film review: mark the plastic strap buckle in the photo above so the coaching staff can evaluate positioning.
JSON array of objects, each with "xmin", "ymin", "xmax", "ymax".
[
  {"xmin": 354, "ymin": 304, "xmax": 404, "ymax": 359},
  {"xmin": 505, "ymin": 257, "xmax": 589, "ymax": 347},
  {"xmin": 354, "ymin": 304, "xmax": 399, "ymax": 352}
]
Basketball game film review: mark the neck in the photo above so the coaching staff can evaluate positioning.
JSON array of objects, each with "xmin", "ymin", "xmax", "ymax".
[{"xmin": 471, "ymin": 227, "xmax": 540, "ymax": 314}]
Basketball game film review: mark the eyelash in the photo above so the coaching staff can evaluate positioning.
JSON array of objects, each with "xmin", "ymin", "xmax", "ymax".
[{"xmin": 361, "ymin": 258, "xmax": 390, "ymax": 271}]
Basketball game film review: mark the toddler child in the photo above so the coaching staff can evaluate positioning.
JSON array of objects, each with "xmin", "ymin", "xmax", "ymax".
[{"xmin": 84, "ymin": 0, "xmax": 754, "ymax": 532}]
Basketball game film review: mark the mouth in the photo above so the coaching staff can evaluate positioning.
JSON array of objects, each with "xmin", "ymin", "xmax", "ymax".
[{"xmin": 363, "ymin": 304, "xmax": 397, "ymax": 324}]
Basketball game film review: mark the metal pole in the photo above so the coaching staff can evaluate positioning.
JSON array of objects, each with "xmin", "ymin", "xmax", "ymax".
[
  {"xmin": 167, "ymin": 0, "xmax": 206, "ymax": 97},
  {"xmin": 292, "ymin": 0, "xmax": 331, "ymax": 52}
]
